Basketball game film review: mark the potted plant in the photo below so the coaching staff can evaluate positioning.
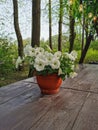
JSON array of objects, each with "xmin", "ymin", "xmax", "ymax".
[{"xmin": 16, "ymin": 45, "xmax": 77, "ymax": 94}]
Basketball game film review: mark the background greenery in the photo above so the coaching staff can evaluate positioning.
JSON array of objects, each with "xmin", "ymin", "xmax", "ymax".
[{"xmin": 0, "ymin": 36, "xmax": 98, "ymax": 87}]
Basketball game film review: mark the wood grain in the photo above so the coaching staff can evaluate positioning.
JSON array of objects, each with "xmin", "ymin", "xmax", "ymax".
[
  {"xmin": 0, "ymin": 64, "xmax": 98, "ymax": 130},
  {"xmin": 72, "ymin": 93, "xmax": 98, "ymax": 130}
]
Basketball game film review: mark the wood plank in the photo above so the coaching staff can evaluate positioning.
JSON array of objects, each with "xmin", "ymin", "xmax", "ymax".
[
  {"xmin": 0, "ymin": 64, "xmax": 98, "ymax": 130},
  {"xmin": 23, "ymin": 76, "xmax": 37, "ymax": 83},
  {"xmin": 62, "ymin": 64, "xmax": 98, "ymax": 92},
  {"xmin": 0, "ymin": 77, "xmax": 37, "ymax": 92},
  {"xmin": 0, "ymin": 95, "xmax": 54, "ymax": 130},
  {"xmin": 90, "ymin": 69, "xmax": 98, "ymax": 93},
  {"xmin": 90, "ymin": 80, "xmax": 98, "ymax": 93},
  {"xmin": 72, "ymin": 93, "xmax": 98, "ymax": 130},
  {"xmin": 0, "ymin": 82, "xmax": 38, "ymax": 104},
  {"xmin": 0, "ymin": 89, "xmax": 88, "ymax": 130},
  {"xmin": 0, "ymin": 84, "xmax": 41, "ymax": 119}
]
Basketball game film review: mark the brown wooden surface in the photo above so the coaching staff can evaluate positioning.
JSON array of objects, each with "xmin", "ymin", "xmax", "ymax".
[{"xmin": 0, "ymin": 64, "xmax": 98, "ymax": 130}]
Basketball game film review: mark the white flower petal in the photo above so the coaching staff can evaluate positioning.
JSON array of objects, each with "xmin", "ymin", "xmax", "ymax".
[
  {"xmin": 70, "ymin": 50, "xmax": 77, "ymax": 59},
  {"xmin": 15, "ymin": 56, "xmax": 22, "ymax": 68},
  {"xmin": 51, "ymin": 59, "xmax": 60, "ymax": 69},
  {"xmin": 54, "ymin": 51, "xmax": 61, "ymax": 59},
  {"xmin": 34, "ymin": 59, "xmax": 46, "ymax": 71},
  {"xmin": 58, "ymin": 68, "xmax": 63, "ymax": 75},
  {"xmin": 70, "ymin": 72, "xmax": 78, "ymax": 78}
]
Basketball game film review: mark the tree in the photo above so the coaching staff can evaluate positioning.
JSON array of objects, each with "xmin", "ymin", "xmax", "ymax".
[
  {"xmin": 49, "ymin": 0, "xmax": 52, "ymax": 49},
  {"xmin": 31, "ymin": 0, "xmax": 41, "ymax": 47},
  {"xmin": 68, "ymin": 0, "xmax": 98, "ymax": 63},
  {"xmin": 58, "ymin": 0, "xmax": 63, "ymax": 51},
  {"xmin": 79, "ymin": 0, "xmax": 98, "ymax": 63},
  {"xmin": 13, "ymin": 0, "xmax": 23, "ymax": 70},
  {"xmin": 28, "ymin": 0, "xmax": 41, "ymax": 77},
  {"xmin": 81, "ymin": 14, "xmax": 85, "ymax": 55},
  {"xmin": 69, "ymin": 5, "xmax": 75, "ymax": 53},
  {"xmin": 79, "ymin": 33, "xmax": 93, "ymax": 63}
]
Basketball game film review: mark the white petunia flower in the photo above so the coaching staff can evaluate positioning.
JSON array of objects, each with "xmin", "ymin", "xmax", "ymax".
[
  {"xmin": 34, "ymin": 59, "xmax": 46, "ymax": 71},
  {"xmin": 37, "ymin": 54, "xmax": 45, "ymax": 60},
  {"xmin": 24, "ymin": 45, "xmax": 34, "ymax": 57},
  {"xmin": 70, "ymin": 72, "xmax": 78, "ymax": 78},
  {"xmin": 65, "ymin": 53, "xmax": 75, "ymax": 61},
  {"xmin": 15, "ymin": 56, "xmax": 22, "ymax": 68},
  {"xmin": 35, "ymin": 49, "xmax": 42, "ymax": 56},
  {"xmin": 36, "ymin": 54, "xmax": 48, "ymax": 65},
  {"xmin": 45, "ymin": 53, "xmax": 53, "ymax": 64},
  {"xmin": 54, "ymin": 51, "xmax": 61, "ymax": 59},
  {"xmin": 35, "ymin": 57, "xmax": 41, "ymax": 63},
  {"xmin": 45, "ymin": 51, "xmax": 49, "ymax": 56},
  {"xmin": 69, "ymin": 55, "xmax": 75, "ymax": 61},
  {"xmin": 70, "ymin": 50, "xmax": 77, "ymax": 59},
  {"xmin": 58, "ymin": 68, "xmax": 63, "ymax": 75},
  {"xmin": 45, "ymin": 52, "xmax": 53, "ymax": 57},
  {"xmin": 31, "ymin": 48, "xmax": 36, "ymax": 56},
  {"xmin": 51, "ymin": 59, "xmax": 60, "ymax": 69},
  {"xmin": 35, "ymin": 47, "xmax": 44, "ymax": 54},
  {"xmin": 45, "ymin": 51, "xmax": 52, "ymax": 58},
  {"xmin": 24, "ymin": 45, "xmax": 33, "ymax": 52}
]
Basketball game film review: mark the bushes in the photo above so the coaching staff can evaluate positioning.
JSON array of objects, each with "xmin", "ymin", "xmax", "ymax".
[
  {"xmin": 90, "ymin": 40, "xmax": 98, "ymax": 50},
  {"xmin": 0, "ymin": 36, "xmax": 98, "ymax": 75},
  {"xmin": 76, "ymin": 49, "xmax": 98, "ymax": 63},
  {"xmin": 84, "ymin": 49, "xmax": 98, "ymax": 63},
  {"xmin": 0, "ymin": 38, "xmax": 17, "ymax": 75}
]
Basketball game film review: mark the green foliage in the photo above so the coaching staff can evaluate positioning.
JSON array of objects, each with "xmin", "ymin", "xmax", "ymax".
[
  {"xmin": 90, "ymin": 40, "xmax": 98, "ymax": 50},
  {"xmin": 76, "ymin": 48, "xmax": 98, "ymax": 64},
  {"xmin": 40, "ymin": 35, "xmax": 69, "ymax": 51},
  {"xmin": 36, "ymin": 65, "xmax": 58, "ymax": 76},
  {"xmin": 60, "ymin": 55, "xmax": 74, "ymax": 80},
  {"xmin": 69, "ymin": 0, "xmax": 98, "ymax": 18},
  {"xmin": 22, "ymin": 45, "xmax": 77, "ymax": 81},
  {"xmin": 0, "ymin": 38, "xmax": 17, "ymax": 75},
  {"xmin": 84, "ymin": 49, "xmax": 98, "ymax": 63},
  {"xmin": 40, "ymin": 34, "xmax": 98, "ymax": 63},
  {"xmin": 0, "ymin": 64, "xmax": 29, "ymax": 87}
]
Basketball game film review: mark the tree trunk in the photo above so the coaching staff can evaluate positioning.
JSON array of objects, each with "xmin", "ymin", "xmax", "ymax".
[
  {"xmin": 69, "ymin": 12, "xmax": 75, "ymax": 53},
  {"xmin": 28, "ymin": 0, "xmax": 41, "ymax": 77},
  {"xmin": 81, "ymin": 15, "xmax": 85, "ymax": 55},
  {"xmin": 31, "ymin": 0, "xmax": 41, "ymax": 47},
  {"xmin": 49, "ymin": 0, "xmax": 52, "ymax": 49},
  {"xmin": 79, "ymin": 33, "xmax": 93, "ymax": 64},
  {"xmin": 13, "ymin": 0, "xmax": 24, "ymax": 70},
  {"xmin": 58, "ymin": 0, "xmax": 63, "ymax": 51}
]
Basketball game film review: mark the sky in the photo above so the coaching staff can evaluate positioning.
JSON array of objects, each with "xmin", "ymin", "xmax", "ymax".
[{"xmin": 0, "ymin": 0, "xmax": 68, "ymax": 41}]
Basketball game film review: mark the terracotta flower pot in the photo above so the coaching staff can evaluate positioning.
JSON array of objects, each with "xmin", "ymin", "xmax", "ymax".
[{"xmin": 36, "ymin": 74, "xmax": 62, "ymax": 94}]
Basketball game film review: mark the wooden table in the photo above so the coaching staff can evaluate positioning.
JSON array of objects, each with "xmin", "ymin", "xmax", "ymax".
[{"xmin": 0, "ymin": 64, "xmax": 98, "ymax": 130}]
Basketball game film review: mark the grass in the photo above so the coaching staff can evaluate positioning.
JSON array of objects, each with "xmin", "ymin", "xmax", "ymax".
[
  {"xmin": 76, "ymin": 49, "xmax": 98, "ymax": 63},
  {"xmin": 84, "ymin": 49, "xmax": 98, "ymax": 63},
  {"xmin": 0, "ymin": 66, "xmax": 29, "ymax": 87}
]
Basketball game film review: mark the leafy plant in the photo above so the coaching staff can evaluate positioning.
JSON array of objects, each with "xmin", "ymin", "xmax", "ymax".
[
  {"xmin": 0, "ymin": 38, "xmax": 17, "ymax": 75},
  {"xmin": 16, "ymin": 45, "xmax": 78, "ymax": 80}
]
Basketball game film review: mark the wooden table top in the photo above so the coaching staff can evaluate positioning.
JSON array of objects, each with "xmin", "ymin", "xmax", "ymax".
[{"xmin": 0, "ymin": 64, "xmax": 98, "ymax": 130}]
